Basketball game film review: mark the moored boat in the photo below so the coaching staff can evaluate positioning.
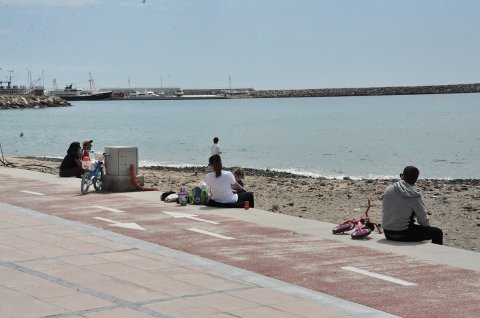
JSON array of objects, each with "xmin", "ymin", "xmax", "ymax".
[{"xmin": 49, "ymin": 74, "xmax": 112, "ymax": 101}]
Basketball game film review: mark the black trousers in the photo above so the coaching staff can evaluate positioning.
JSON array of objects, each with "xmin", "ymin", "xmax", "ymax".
[
  {"xmin": 384, "ymin": 224, "xmax": 443, "ymax": 245},
  {"xmin": 237, "ymin": 191, "xmax": 255, "ymax": 208},
  {"xmin": 59, "ymin": 166, "xmax": 84, "ymax": 178},
  {"xmin": 206, "ymin": 192, "xmax": 255, "ymax": 209}
]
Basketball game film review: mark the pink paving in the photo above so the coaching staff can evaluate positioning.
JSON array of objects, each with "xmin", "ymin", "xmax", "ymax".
[{"xmin": 1, "ymin": 173, "xmax": 479, "ymax": 318}]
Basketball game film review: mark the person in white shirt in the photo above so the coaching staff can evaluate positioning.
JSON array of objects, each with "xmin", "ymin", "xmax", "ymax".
[
  {"xmin": 204, "ymin": 154, "xmax": 254, "ymax": 208},
  {"xmin": 210, "ymin": 137, "xmax": 222, "ymax": 156}
]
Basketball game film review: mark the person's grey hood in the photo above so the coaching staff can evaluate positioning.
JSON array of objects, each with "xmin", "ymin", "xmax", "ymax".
[{"xmin": 393, "ymin": 180, "xmax": 421, "ymax": 198}]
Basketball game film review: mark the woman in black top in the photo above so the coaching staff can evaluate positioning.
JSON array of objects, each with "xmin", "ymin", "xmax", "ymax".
[{"xmin": 59, "ymin": 142, "xmax": 84, "ymax": 177}]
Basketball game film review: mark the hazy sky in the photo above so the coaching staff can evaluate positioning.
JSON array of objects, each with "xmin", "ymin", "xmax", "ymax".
[{"xmin": 1, "ymin": 0, "xmax": 479, "ymax": 90}]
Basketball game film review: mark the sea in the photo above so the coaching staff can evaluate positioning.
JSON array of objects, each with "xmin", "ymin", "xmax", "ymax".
[{"xmin": 1, "ymin": 93, "xmax": 479, "ymax": 179}]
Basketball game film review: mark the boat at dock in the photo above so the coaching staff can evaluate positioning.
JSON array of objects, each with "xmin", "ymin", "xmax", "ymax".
[
  {"xmin": 111, "ymin": 88, "xmax": 227, "ymax": 100},
  {"xmin": 49, "ymin": 74, "xmax": 112, "ymax": 101},
  {"xmin": 112, "ymin": 94, "xmax": 227, "ymax": 100}
]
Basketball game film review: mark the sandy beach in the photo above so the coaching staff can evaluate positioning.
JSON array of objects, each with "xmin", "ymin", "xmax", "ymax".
[{"xmin": 2, "ymin": 156, "xmax": 479, "ymax": 252}]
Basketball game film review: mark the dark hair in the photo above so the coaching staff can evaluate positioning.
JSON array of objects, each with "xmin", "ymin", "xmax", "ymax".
[
  {"xmin": 402, "ymin": 166, "xmax": 419, "ymax": 185},
  {"xmin": 209, "ymin": 154, "xmax": 222, "ymax": 177},
  {"xmin": 67, "ymin": 142, "xmax": 81, "ymax": 154},
  {"xmin": 213, "ymin": 137, "xmax": 219, "ymax": 143}
]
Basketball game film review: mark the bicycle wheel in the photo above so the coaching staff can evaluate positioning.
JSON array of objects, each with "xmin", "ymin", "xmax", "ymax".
[
  {"xmin": 351, "ymin": 226, "xmax": 372, "ymax": 239},
  {"xmin": 93, "ymin": 168, "xmax": 104, "ymax": 191},
  {"xmin": 81, "ymin": 172, "xmax": 91, "ymax": 195},
  {"xmin": 332, "ymin": 221, "xmax": 355, "ymax": 234}
]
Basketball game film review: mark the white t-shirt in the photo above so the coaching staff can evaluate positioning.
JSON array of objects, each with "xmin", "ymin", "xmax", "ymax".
[
  {"xmin": 210, "ymin": 143, "xmax": 221, "ymax": 155},
  {"xmin": 204, "ymin": 171, "xmax": 238, "ymax": 204}
]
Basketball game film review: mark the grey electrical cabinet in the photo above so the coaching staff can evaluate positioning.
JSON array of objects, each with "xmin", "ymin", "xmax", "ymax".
[{"xmin": 104, "ymin": 146, "xmax": 138, "ymax": 176}]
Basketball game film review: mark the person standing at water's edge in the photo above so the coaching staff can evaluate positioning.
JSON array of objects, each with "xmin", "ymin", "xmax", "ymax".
[
  {"xmin": 382, "ymin": 166, "xmax": 443, "ymax": 245},
  {"xmin": 210, "ymin": 137, "xmax": 222, "ymax": 156}
]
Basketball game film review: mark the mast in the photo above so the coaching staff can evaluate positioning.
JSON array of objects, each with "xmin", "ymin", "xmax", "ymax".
[
  {"xmin": 88, "ymin": 73, "xmax": 96, "ymax": 91},
  {"xmin": 27, "ymin": 67, "xmax": 32, "ymax": 89},
  {"xmin": 6, "ymin": 70, "xmax": 13, "ymax": 89}
]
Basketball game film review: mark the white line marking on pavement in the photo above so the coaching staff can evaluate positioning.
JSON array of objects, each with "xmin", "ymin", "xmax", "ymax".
[
  {"xmin": 163, "ymin": 211, "xmax": 219, "ymax": 224},
  {"xmin": 188, "ymin": 228, "xmax": 234, "ymax": 240},
  {"xmin": 20, "ymin": 190, "xmax": 45, "ymax": 196},
  {"xmin": 94, "ymin": 216, "xmax": 117, "ymax": 223},
  {"xmin": 93, "ymin": 217, "xmax": 146, "ymax": 231},
  {"xmin": 340, "ymin": 266, "xmax": 416, "ymax": 286},
  {"xmin": 93, "ymin": 205, "xmax": 125, "ymax": 213}
]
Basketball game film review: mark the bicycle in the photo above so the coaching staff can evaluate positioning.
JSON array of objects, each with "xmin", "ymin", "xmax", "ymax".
[
  {"xmin": 332, "ymin": 199, "xmax": 383, "ymax": 239},
  {"xmin": 81, "ymin": 152, "xmax": 109, "ymax": 195}
]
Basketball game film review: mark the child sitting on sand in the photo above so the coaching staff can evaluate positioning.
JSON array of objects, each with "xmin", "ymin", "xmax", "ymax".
[{"xmin": 233, "ymin": 167, "xmax": 246, "ymax": 190}]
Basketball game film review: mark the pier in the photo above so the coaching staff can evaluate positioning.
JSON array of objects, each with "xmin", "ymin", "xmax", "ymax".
[
  {"xmin": 110, "ymin": 83, "xmax": 480, "ymax": 100},
  {"xmin": 251, "ymin": 83, "xmax": 480, "ymax": 98},
  {"xmin": 2, "ymin": 82, "xmax": 480, "ymax": 109}
]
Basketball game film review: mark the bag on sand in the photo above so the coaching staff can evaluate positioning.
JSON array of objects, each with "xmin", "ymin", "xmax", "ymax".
[{"xmin": 189, "ymin": 187, "xmax": 208, "ymax": 205}]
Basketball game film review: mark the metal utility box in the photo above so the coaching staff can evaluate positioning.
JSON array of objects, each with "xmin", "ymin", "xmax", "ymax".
[{"xmin": 104, "ymin": 146, "xmax": 138, "ymax": 176}]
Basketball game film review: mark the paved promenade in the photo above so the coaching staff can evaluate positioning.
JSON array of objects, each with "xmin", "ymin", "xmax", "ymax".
[{"xmin": 1, "ymin": 167, "xmax": 479, "ymax": 318}]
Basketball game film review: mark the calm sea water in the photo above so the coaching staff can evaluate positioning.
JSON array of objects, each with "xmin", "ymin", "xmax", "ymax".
[{"xmin": 1, "ymin": 93, "xmax": 479, "ymax": 179}]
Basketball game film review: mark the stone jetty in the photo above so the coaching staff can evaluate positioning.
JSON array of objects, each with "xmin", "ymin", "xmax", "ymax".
[
  {"xmin": 251, "ymin": 83, "xmax": 480, "ymax": 98},
  {"xmin": 0, "ymin": 94, "xmax": 70, "ymax": 110}
]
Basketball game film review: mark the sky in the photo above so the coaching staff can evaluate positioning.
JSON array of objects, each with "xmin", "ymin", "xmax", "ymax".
[{"xmin": 1, "ymin": 0, "xmax": 479, "ymax": 90}]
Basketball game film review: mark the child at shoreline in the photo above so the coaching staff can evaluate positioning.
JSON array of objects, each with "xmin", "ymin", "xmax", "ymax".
[{"xmin": 210, "ymin": 137, "xmax": 222, "ymax": 156}]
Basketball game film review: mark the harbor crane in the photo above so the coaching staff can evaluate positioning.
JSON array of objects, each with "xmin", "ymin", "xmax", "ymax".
[{"xmin": 0, "ymin": 70, "xmax": 14, "ymax": 88}]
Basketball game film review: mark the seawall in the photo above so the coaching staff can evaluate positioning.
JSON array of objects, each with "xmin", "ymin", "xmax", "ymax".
[
  {"xmin": 251, "ymin": 83, "xmax": 480, "ymax": 98},
  {"xmin": 2, "ymin": 83, "xmax": 479, "ymax": 108},
  {"xmin": 0, "ymin": 94, "xmax": 71, "ymax": 110}
]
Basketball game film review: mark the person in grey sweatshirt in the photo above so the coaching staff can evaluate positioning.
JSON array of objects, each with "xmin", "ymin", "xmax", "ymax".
[{"xmin": 382, "ymin": 166, "xmax": 443, "ymax": 245}]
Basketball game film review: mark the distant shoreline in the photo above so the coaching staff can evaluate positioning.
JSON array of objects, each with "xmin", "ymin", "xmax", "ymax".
[
  {"xmin": 251, "ymin": 83, "xmax": 480, "ymax": 98},
  {"xmin": 111, "ymin": 83, "xmax": 480, "ymax": 99},
  {"xmin": 1, "ymin": 82, "xmax": 480, "ymax": 109},
  {"xmin": 14, "ymin": 156, "xmax": 480, "ymax": 182}
]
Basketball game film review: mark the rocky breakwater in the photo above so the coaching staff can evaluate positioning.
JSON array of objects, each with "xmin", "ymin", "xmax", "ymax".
[
  {"xmin": 251, "ymin": 83, "xmax": 480, "ymax": 98},
  {"xmin": 0, "ymin": 94, "xmax": 71, "ymax": 110}
]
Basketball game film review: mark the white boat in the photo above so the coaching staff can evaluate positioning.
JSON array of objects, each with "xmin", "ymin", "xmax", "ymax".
[
  {"xmin": 49, "ymin": 74, "xmax": 112, "ymax": 101},
  {"xmin": 139, "ymin": 90, "xmax": 158, "ymax": 97}
]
